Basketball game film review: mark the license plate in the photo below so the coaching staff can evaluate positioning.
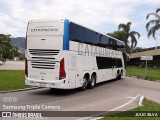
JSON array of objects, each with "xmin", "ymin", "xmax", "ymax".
[{"xmin": 38, "ymin": 82, "xmax": 46, "ymax": 87}]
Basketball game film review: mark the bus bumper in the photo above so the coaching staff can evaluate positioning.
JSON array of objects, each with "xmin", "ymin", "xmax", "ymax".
[{"xmin": 25, "ymin": 77, "xmax": 67, "ymax": 89}]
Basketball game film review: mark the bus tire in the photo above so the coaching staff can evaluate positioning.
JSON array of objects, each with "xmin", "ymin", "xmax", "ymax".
[
  {"xmin": 117, "ymin": 74, "xmax": 121, "ymax": 80},
  {"xmin": 81, "ymin": 75, "xmax": 88, "ymax": 90},
  {"xmin": 88, "ymin": 75, "xmax": 96, "ymax": 89},
  {"xmin": 116, "ymin": 70, "xmax": 121, "ymax": 80}
]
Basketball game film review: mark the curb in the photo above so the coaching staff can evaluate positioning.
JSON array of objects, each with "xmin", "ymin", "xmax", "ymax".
[
  {"xmin": 145, "ymin": 96, "xmax": 160, "ymax": 104},
  {"xmin": 126, "ymin": 75, "xmax": 160, "ymax": 82},
  {"xmin": 0, "ymin": 87, "xmax": 41, "ymax": 94}
]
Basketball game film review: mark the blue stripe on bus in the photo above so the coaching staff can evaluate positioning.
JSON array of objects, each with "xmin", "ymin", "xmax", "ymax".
[{"xmin": 63, "ymin": 19, "xmax": 69, "ymax": 50}]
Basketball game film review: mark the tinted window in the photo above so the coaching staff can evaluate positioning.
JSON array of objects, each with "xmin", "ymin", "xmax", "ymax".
[
  {"xmin": 96, "ymin": 57, "xmax": 113, "ymax": 69},
  {"xmin": 70, "ymin": 22, "xmax": 101, "ymax": 45},
  {"xmin": 69, "ymin": 22, "xmax": 84, "ymax": 42},
  {"xmin": 116, "ymin": 59, "xmax": 122, "ymax": 67},
  {"xmin": 108, "ymin": 38, "xmax": 114, "ymax": 49},
  {"xmin": 116, "ymin": 41, "xmax": 126, "ymax": 53},
  {"xmin": 93, "ymin": 32, "xmax": 101, "ymax": 46},
  {"xmin": 112, "ymin": 58, "xmax": 117, "ymax": 67},
  {"xmin": 83, "ymin": 28, "xmax": 94, "ymax": 45},
  {"xmin": 116, "ymin": 41, "xmax": 125, "ymax": 48},
  {"xmin": 100, "ymin": 35, "xmax": 109, "ymax": 48},
  {"xmin": 69, "ymin": 22, "xmax": 125, "ymax": 52},
  {"xmin": 112, "ymin": 39, "xmax": 117, "ymax": 50}
]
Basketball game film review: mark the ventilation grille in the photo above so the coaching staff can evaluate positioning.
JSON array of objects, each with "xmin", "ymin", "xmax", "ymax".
[
  {"xmin": 29, "ymin": 49, "xmax": 60, "ymax": 69},
  {"xmin": 29, "ymin": 49, "xmax": 60, "ymax": 56},
  {"xmin": 31, "ymin": 60, "xmax": 57, "ymax": 69}
]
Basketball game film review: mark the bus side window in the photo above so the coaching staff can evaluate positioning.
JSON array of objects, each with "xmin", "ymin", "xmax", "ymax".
[
  {"xmin": 83, "ymin": 28, "xmax": 94, "ymax": 45},
  {"xmin": 108, "ymin": 38, "xmax": 113, "ymax": 49},
  {"xmin": 116, "ymin": 41, "xmax": 126, "ymax": 53},
  {"xmin": 117, "ymin": 59, "xmax": 122, "ymax": 67},
  {"xmin": 101, "ymin": 35, "xmax": 109, "ymax": 48},
  {"xmin": 113, "ymin": 40, "xmax": 117, "ymax": 50},
  {"xmin": 93, "ymin": 32, "xmax": 101, "ymax": 46},
  {"xmin": 69, "ymin": 22, "xmax": 84, "ymax": 42}
]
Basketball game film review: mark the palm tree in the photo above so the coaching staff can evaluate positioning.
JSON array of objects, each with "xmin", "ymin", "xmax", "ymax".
[
  {"xmin": 118, "ymin": 22, "xmax": 140, "ymax": 50},
  {"xmin": 146, "ymin": 8, "xmax": 160, "ymax": 39}
]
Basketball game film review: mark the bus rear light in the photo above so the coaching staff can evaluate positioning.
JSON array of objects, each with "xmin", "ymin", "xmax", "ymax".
[
  {"xmin": 59, "ymin": 58, "xmax": 66, "ymax": 80},
  {"xmin": 25, "ymin": 59, "xmax": 28, "ymax": 77}
]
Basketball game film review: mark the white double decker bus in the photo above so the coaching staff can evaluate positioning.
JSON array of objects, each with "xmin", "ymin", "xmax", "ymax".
[{"xmin": 25, "ymin": 19, "xmax": 127, "ymax": 90}]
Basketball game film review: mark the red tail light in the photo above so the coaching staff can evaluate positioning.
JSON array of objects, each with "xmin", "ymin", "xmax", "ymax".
[
  {"xmin": 25, "ymin": 59, "xmax": 28, "ymax": 77},
  {"xmin": 59, "ymin": 58, "xmax": 66, "ymax": 80}
]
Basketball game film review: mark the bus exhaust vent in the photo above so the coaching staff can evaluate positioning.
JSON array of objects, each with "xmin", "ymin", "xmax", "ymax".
[
  {"xmin": 29, "ymin": 49, "xmax": 60, "ymax": 56},
  {"xmin": 31, "ymin": 60, "xmax": 56, "ymax": 69}
]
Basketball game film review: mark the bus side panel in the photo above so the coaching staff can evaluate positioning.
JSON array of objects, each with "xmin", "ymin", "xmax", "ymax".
[
  {"xmin": 75, "ymin": 55, "xmax": 83, "ymax": 88},
  {"xmin": 69, "ymin": 41, "xmax": 84, "ymax": 88},
  {"xmin": 112, "ymin": 68, "xmax": 118, "ymax": 79},
  {"xmin": 96, "ymin": 69, "xmax": 112, "ymax": 83},
  {"xmin": 68, "ymin": 69, "xmax": 76, "ymax": 88},
  {"xmin": 83, "ymin": 55, "xmax": 93, "ymax": 71}
]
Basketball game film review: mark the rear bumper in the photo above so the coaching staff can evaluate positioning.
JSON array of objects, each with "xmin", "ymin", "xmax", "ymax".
[{"xmin": 25, "ymin": 77, "xmax": 67, "ymax": 89}]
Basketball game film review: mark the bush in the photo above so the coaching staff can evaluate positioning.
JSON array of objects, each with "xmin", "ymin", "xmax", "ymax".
[
  {"xmin": 19, "ymin": 54, "xmax": 25, "ymax": 60},
  {"xmin": 139, "ymin": 62, "xmax": 145, "ymax": 68}
]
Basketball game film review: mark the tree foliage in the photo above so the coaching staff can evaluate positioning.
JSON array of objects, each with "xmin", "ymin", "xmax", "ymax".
[
  {"xmin": 0, "ymin": 34, "xmax": 18, "ymax": 60},
  {"xmin": 107, "ymin": 22, "xmax": 140, "ymax": 53},
  {"xmin": 118, "ymin": 22, "xmax": 140, "ymax": 50},
  {"xmin": 146, "ymin": 8, "xmax": 160, "ymax": 39}
]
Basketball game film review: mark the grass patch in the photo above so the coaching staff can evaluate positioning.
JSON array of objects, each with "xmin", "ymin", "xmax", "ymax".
[
  {"xmin": 126, "ymin": 66, "xmax": 160, "ymax": 81},
  {"xmin": 0, "ymin": 70, "xmax": 29, "ymax": 92},
  {"xmin": 102, "ymin": 99, "xmax": 160, "ymax": 120}
]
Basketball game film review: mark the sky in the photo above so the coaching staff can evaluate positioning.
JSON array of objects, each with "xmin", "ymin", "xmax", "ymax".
[{"xmin": 0, "ymin": 0, "xmax": 159, "ymax": 48}]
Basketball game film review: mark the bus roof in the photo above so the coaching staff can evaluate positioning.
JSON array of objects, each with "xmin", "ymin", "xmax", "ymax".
[
  {"xmin": 28, "ymin": 18, "xmax": 125, "ymax": 44},
  {"xmin": 68, "ymin": 19, "xmax": 125, "ymax": 44}
]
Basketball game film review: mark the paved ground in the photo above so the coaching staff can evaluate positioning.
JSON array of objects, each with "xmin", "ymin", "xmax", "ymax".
[
  {"xmin": 0, "ymin": 77, "xmax": 160, "ymax": 120},
  {"xmin": 0, "ymin": 61, "xmax": 24, "ymax": 70}
]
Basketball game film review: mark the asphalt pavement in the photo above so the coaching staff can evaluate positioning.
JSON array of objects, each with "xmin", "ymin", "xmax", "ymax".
[{"xmin": 0, "ymin": 77, "xmax": 160, "ymax": 120}]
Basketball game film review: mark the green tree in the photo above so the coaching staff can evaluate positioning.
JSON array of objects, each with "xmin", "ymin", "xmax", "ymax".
[
  {"xmin": 9, "ymin": 46, "xmax": 19, "ymax": 59},
  {"xmin": 107, "ymin": 22, "xmax": 140, "ymax": 53},
  {"xmin": 0, "ymin": 34, "xmax": 18, "ymax": 60},
  {"xmin": 118, "ymin": 22, "xmax": 140, "ymax": 50},
  {"xmin": 146, "ymin": 8, "xmax": 160, "ymax": 39}
]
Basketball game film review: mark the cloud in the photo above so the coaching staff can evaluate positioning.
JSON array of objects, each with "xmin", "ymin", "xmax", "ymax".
[
  {"xmin": 0, "ymin": 0, "xmax": 159, "ymax": 48},
  {"xmin": 137, "ymin": 36, "xmax": 159, "ymax": 48}
]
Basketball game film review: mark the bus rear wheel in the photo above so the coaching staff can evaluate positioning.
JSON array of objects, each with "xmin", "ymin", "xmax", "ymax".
[
  {"xmin": 116, "ymin": 70, "xmax": 121, "ymax": 80},
  {"xmin": 117, "ymin": 74, "xmax": 121, "ymax": 80},
  {"xmin": 88, "ymin": 75, "xmax": 96, "ymax": 89},
  {"xmin": 81, "ymin": 76, "xmax": 88, "ymax": 90}
]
